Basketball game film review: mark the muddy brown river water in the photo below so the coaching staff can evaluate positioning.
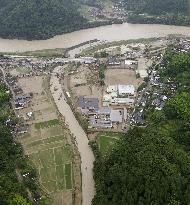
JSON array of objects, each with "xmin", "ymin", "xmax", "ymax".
[{"xmin": 0, "ymin": 23, "xmax": 190, "ymax": 52}]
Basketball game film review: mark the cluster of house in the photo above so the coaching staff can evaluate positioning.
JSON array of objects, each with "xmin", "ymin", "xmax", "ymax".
[
  {"xmin": 14, "ymin": 93, "xmax": 32, "ymax": 109},
  {"xmin": 77, "ymin": 96, "xmax": 128, "ymax": 129},
  {"xmin": 103, "ymin": 84, "xmax": 135, "ymax": 107},
  {"xmin": 76, "ymin": 84, "xmax": 136, "ymax": 129},
  {"xmin": 130, "ymin": 67, "xmax": 176, "ymax": 126}
]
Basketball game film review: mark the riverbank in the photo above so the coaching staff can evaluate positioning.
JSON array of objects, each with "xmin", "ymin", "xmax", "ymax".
[{"xmin": 50, "ymin": 67, "xmax": 95, "ymax": 205}]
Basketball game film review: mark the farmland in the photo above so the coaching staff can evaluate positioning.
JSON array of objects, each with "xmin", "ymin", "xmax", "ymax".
[{"xmin": 16, "ymin": 75, "xmax": 81, "ymax": 205}]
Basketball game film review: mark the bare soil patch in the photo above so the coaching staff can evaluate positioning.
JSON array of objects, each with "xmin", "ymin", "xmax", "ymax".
[{"xmin": 105, "ymin": 69, "xmax": 142, "ymax": 89}]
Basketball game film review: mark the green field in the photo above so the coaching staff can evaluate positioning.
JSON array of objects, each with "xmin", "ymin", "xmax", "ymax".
[
  {"xmin": 16, "ymin": 66, "xmax": 30, "ymax": 74},
  {"xmin": 35, "ymin": 119, "xmax": 60, "ymax": 129},
  {"xmin": 27, "ymin": 124, "xmax": 73, "ymax": 193},
  {"xmin": 97, "ymin": 132, "xmax": 124, "ymax": 155},
  {"xmin": 65, "ymin": 164, "xmax": 72, "ymax": 189}
]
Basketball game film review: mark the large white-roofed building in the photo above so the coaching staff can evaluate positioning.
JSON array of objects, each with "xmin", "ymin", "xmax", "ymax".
[
  {"xmin": 106, "ymin": 85, "xmax": 117, "ymax": 93},
  {"xmin": 118, "ymin": 84, "xmax": 135, "ymax": 97},
  {"xmin": 111, "ymin": 98, "xmax": 134, "ymax": 106}
]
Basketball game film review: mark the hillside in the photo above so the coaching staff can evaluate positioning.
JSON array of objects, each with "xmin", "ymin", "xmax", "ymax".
[
  {"xmin": 122, "ymin": 0, "xmax": 190, "ymax": 26},
  {"xmin": 0, "ymin": 0, "xmax": 89, "ymax": 40},
  {"xmin": 121, "ymin": 0, "xmax": 189, "ymax": 15},
  {"xmin": 0, "ymin": 0, "xmax": 88, "ymax": 39}
]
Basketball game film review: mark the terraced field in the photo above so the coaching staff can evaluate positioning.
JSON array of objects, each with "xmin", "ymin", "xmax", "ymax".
[
  {"xmin": 22, "ymin": 122, "xmax": 74, "ymax": 204},
  {"xmin": 16, "ymin": 76, "xmax": 81, "ymax": 205}
]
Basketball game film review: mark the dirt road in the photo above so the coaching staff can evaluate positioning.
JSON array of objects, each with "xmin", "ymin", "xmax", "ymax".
[{"xmin": 50, "ymin": 67, "xmax": 95, "ymax": 205}]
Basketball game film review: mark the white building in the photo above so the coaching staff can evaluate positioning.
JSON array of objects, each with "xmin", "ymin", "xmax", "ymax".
[
  {"xmin": 136, "ymin": 70, "xmax": 148, "ymax": 78},
  {"xmin": 106, "ymin": 85, "xmax": 117, "ymax": 93},
  {"xmin": 112, "ymin": 98, "xmax": 134, "ymax": 106},
  {"xmin": 110, "ymin": 110, "xmax": 123, "ymax": 123},
  {"xmin": 118, "ymin": 85, "xmax": 135, "ymax": 97},
  {"xmin": 124, "ymin": 60, "xmax": 138, "ymax": 66}
]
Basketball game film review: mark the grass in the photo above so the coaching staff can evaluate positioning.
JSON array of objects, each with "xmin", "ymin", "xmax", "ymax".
[
  {"xmin": 65, "ymin": 164, "xmax": 72, "ymax": 189},
  {"xmin": 39, "ymin": 149, "xmax": 55, "ymax": 167},
  {"xmin": 35, "ymin": 119, "xmax": 60, "ymax": 129},
  {"xmin": 97, "ymin": 132, "xmax": 124, "ymax": 155},
  {"xmin": 29, "ymin": 126, "xmax": 73, "ymax": 192},
  {"xmin": 16, "ymin": 67, "xmax": 30, "ymax": 74},
  {"xmin": 56, "ymin": 165, "xmax": 65, "ymax": 189},
  {"xmin": 31, "ymin": 145, "xmax": 73, "ymax": 192}
]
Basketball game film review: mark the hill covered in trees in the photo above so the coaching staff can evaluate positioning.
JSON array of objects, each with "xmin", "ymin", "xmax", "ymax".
[
  {"xmin": 121, "ymin": 0, "xmax": 189, "ymax": 15},
  {"xmin": 0, "ymin": 0, "xmax": 88, "ymax": 39},
  {"xmin": 123, "ymin": 0, "xmax": 190, "ymax": 26},
  {"xmin": 0, "ymin": 0, "xmax": 114, "ymax": 40},
  {"xmin": 91, "ymin": 49, "xmax": 190, "ymax": 205}
]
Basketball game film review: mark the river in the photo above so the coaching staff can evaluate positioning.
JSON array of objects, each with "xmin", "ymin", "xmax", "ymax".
[{"xmin": 1, "ymin": 23, "xmax": 190, "ymax": 52}]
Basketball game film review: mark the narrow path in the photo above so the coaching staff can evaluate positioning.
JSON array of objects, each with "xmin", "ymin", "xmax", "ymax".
[{"xmin": 50, "ymin": 67, "xmax": 95, "ymax": 205}]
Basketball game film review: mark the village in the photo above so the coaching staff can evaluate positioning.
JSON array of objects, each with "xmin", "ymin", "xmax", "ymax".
[
  {"xmin": 1, "ymin": 36, "xmax": 190, "ymax": 135},
  {"xmin": 0, "ymin": 35, "xmax": 190, "ymax": 204}
]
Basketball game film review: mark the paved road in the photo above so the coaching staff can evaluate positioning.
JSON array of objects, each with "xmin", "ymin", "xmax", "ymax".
[{"xmin": 50, "ymin": 67, "xmax": 95, "ymax": 205}]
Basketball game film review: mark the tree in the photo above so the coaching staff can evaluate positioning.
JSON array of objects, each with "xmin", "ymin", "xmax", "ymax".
[{"xmin": 10, "ymin": 195, "xmax": 32, "ymax": 205}]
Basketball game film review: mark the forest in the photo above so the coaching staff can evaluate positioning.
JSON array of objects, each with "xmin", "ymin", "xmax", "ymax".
[
  {"xmin": 0, "ymin": 0, "xmax": 122, "ymax": 40},
  {"xmin": 125, "ymin": 0, "xmax": 190, "ymax": 26},
  {"xmin": 0, "ymin": 0, "xmax": 87, "ymax": 39},
  {"xmin": 92, "ymin": 49, "xmax": 190, "ymax": 205},
  {"xmin": 121, "ymin": 0, "xmax": 189, "ymax": 15}
]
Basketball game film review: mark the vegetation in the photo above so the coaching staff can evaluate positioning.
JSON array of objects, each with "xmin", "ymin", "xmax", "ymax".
[
  {"xmin": 99, "ymin": 64, "xmax": 107, "ymax": 86},
  {"xmin": 0, "ymin": 0, "xmax": 122, "ymax": 40},
  {"xmin": 125, "ymin": 0, "xmax": 190, "ymax": 26},
  {"xmin": 94, "ymin": 51, "xmax": 109, "ymax": 58},
  {"xmin": 0, "ymin": 83, "xmax": 37, "ymax": 204},
  {"xmin": 27, "ymin": 123, "xmax": 74, "ymax": 199},
  {"xmin": 128, "ymin": 13, "xmax": 190, "ymax": 27},
  {"xmin": 0, "ymin": 0, "xmax": 86, "ymax": 39},
  {"xmin": 96, "ymin": 132, "xmax": 123, "ymax": 156},
  {"xmin": 121, "ymin": 0, "xmax": 189, "ymax": 15},
  {"xmin": 92, "ymin": 50, "xmax": 190, "ymax": 205},
  {"xmin": 34, "ymin": 119, "xmax": 60, "ymax": 129}
]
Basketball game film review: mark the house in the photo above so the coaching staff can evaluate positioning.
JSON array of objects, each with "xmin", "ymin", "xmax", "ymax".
[
  {"xmin": 108, "ymin": 57, "xmax": 121, "ymax": 66},
  {"xmin": 111, "ymin": 98, "xmax": 134, "ymax": 106},
  {"xmin": 78, "ymin": 96, "xmax": 99, "ymax": 110},
  {"xmin": 16, "ymin": 124, "xmax": 29, "ymax": 134},
  {"xmin": 130, "ymin": 110, "xmax": 145, "ymax": 125},
  {"xmin": 106, "ymin": 85, "xmax": 117, "ymax": 94},
  {"xmin": 110, "ymin": 110, "xmax": 123, "ymax": 123},
  {"xmin": 97, "ymin": 107, "xmax": 111, "ymax": 116},
  {"xmin": 89, "ymin": 116, "xmax": 112, "ymax": 128},
  {"xmin": 124, "ymin": 60, "xmax": 138, "ymax": 69},
  {"xmin": 80, "ymin": 57, "xmax": 96, "ymax": 64},
  {"xmin": 14, "ymin": 94, "xmax": 31, "ymax": 108},
  {"xmin": 136, "ymin": 70, "xmax": 148, "ymax": 78}
]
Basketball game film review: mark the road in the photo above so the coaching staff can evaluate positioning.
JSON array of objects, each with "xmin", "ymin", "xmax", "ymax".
[{"xmin": 50, "ymin": 67, "xmax": 95, "ymax": 205}]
